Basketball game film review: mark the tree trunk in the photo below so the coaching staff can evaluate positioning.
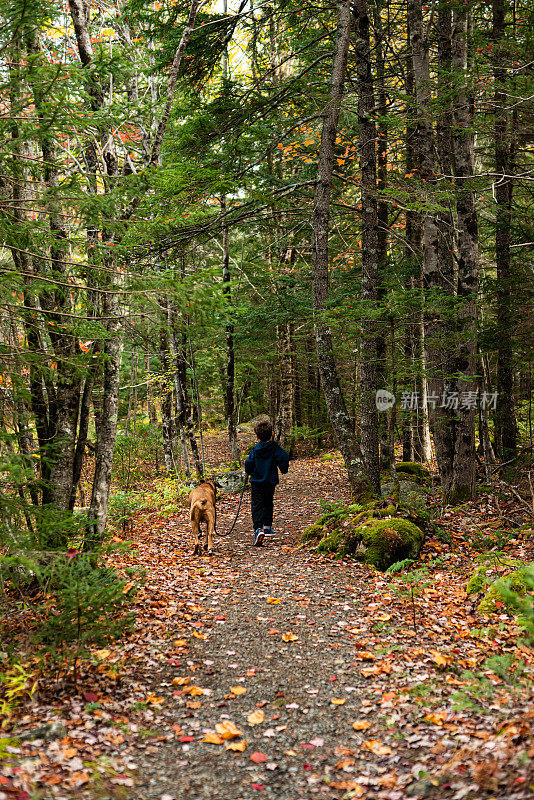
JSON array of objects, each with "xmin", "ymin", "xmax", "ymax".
[
  {"xmin": 493, "ymin": 0, "xmax": 518, "ymax": 458},
  {"xmin": 354, "ymin": 0, "xmax": 380, "ymax": 493},
  {"xmin": 221, "ymin": 196, "xmax": 239, "ymax": 461},
  {"xmin": 159, "ymin": 322, "xmax": 176, "ymax": 473},
  {"xmin": 449, "ymin": 6, "xmax": 478, "ymax": 502},
  {"xmin": 311, "ymin": 0, "xmax": 372, "ymax": 498}
]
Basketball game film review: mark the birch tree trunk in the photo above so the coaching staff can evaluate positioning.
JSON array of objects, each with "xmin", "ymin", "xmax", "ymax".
[{"xmin": 311, "ymin": 0, "xmax": 372, "ymax": 498}]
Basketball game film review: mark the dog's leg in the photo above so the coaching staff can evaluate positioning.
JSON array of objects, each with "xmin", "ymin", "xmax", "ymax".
[
  {"xmin": 206, "ymin": 515, "xmax": 215, "ymax": 556},
  {"xmin": 191, "ymin": 518, "xmax": 202, "ymax": 556}
]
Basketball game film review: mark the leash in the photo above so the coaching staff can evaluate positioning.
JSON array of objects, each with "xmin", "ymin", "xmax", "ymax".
[{"xmin": 218, "ymin": 474, "xmax": 249, "ymax": 537}]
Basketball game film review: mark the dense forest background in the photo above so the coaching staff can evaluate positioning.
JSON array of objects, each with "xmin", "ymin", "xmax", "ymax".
[
  {"xmin": 1, "ymin": 0, "xmax": 532, "ymax": 546},
  {"xmin": 1, "ymin": 3, "xmax": 534, "ymax": 795}
]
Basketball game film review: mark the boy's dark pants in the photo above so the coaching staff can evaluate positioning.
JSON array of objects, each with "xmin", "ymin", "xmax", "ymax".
[{"xmin": 250, "ymin": 481, "xmax": 275, "ymax": 531}]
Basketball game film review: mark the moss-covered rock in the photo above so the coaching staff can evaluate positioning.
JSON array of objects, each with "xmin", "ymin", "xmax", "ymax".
[
  {"xmin": 478, "ymin": 567, "xmax": 531, "ymax": 614},
  {"xmin": 395, "ymin": 462, "xmax": 430, "ymax": 482},
  {"xmin": 317, "ymin": 516, "xmax": 424, "ymax": 571},
  {"xmin": 381, "ymin": 480, "xmax": 427, "ymax": 508}
]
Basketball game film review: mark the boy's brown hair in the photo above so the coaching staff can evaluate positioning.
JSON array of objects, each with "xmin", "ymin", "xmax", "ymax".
[{"xmin": 254, "ymin": 420, "xmax": 273, "ymax": 442}]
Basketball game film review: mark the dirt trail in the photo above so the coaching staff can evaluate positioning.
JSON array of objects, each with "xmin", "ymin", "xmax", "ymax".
[{"xmin": 125, "ymin": 453, "xmax": 532, "ymax": 800}]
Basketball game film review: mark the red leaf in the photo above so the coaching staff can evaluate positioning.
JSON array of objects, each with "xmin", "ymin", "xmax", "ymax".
[
  {"xmin": 180, "ymin": 736, "xmax": 195, "ymax": 742},
  {"xmin": 83, "ymin": 691, "xmax": 98, "ymax": 703},
  {"xmin": 250, "ymin": 752, "xmax": 267, "ymax": 763},
  {"xmin": 251, "ymin": 784, "xmax": 265, "ymax": 791}
]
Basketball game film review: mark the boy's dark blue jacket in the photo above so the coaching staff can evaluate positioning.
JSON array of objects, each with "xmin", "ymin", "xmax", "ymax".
[{"xmin": 244, "ymin": 440, "xmax": 290, "ymax": 485}]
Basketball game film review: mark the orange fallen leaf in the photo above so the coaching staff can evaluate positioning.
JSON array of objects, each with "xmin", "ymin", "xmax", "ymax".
[
  {"xmin": 425, "ymin": 711, "xmax": 448, "ymax": 725},
  {"xmin": 285, "ymin": 749, "xmax": 297, "ymax": 756},
  {"xmin": 186, "ymin": 700, "xmax": 201, "ymax": 709},
  {"xmin": 250, "ymin": 751, "xmax": 267, "ymax": 763},
  {"xmin": 363, "ymin": 739, "xmax": 393, "ymax": 756},
  {"xmin": 282, "ymin": 632, "xmax": 298, "ymax": 642},
  {"xmin": 352, "ymin": 720, "xmax": 371, "ymax": 731},
  {"xmin": 215, "ymin": 720, "xmax": 243, "ymax": 739},
  {"xmin": 193, "ymin": 631, "xmax": 207, "ymax": 639},
  {"xmin": 172, "ymin": 676, "xmax": 190, "ymax": 686},
  {"xmin": 430, "ymin": 650, "xmax": 452, "ymax": 667},
  {"xmin": 267, "ymin": 597, "xmax": 281, "ymax": 604},
  {"xmin": 226, "ymin": 740, "xmax": 246, "ymax": 752},
  {"xmin": 329, "ymin": 781, "xmax": 364, "ymax": 795},
  {"xmin": 174, "ymin": 639, "xmax": 188, "ymax": 648},
  {"xmin": 331, "ymin": 698, "xmax": 346, "ymax": 705},
  {"xmin": 184, "ymin": 686, "xmax": 204, "ymax": 696},
  {"xmin": 203, "ymin": 733, "xmax": 224, "ymax": 745},
  {"xmin": 357, "ymin": 651, "xmax": 376, "ymax": 661},
  {"xmin": 146, "ymin": 693, "xmax": 164, "ymax": 705},
  {"xmin": 247, "ymin": 709, "xmax": 265, "ymax": 725},
  {"xmin": 62, "ymin": 747, "xmax": 78, "ymax": 759},
  {"xmin": 230, "ymin": 686, "xmax": 247, "ymax": 696}
]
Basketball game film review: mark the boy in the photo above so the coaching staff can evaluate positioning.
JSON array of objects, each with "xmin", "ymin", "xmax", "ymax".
[{"xmin": 244, "ymin": 420, "xmax": 290, "ymax": 546}]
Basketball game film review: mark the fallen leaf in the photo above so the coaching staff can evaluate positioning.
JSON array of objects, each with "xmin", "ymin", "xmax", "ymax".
[
  {"xmin": 247, "ymin": 709, "xmax": 265, "ymax": 725},
  {"xmin": 430, "ymin": 650, "xmax": 452, "ymax": 666},
  {"xmin": 267, "ymin": 597, "xmax": 281, "ymax": 604},
  {"xmin": 352, "ymin": 720, "xmax": 371, "ymax": 731},
  {"xmin": 184, "ymin": 686, "xmax": 204, "ymax": 696},
  {"xmin": 174, "ymin": 639, "xmax": 188, "ymax": 648},
  {"xmin": 363, "ymin": 739, "xmax": 393, "ymax": 756},
  {"xmin": 186, "ymin": 700, "xmax": 201, "ymax": 709},
  {"xmin": 230, "ymin": 686, "xmax": 247, "ymax": 696},
  {"xmin": 282, "ymin": 632, "xmax": 298, "ymax": 642},
  {"xmin": 251, "ymin": 783, "xmax": 265, "ymax": 790},
  {"xmin": 329, "ymin": 780, "xmax": 364, "ymax": 795},
  {"xmin": 331, "ymin": 698, "xmax": 346, "ymax": 705},
  {"xmin": 215, "ymin": 720, "xmax": 243, "ymax": 739},
  {"xmin": 203, "ymin": 733, "xmax": 224, "ymax": 745},
  {"xmin": 193, "ymin": 631, "xmax": 207, "ymax": 639},
  {"xmin": 83, "ymin": 691, "xmax": 98, "ymax": 703},
  {"xmin": 146, "ymin": 692, "xmax": 164, "ymax": 705},
  {"xmin": 425, "ymin": 710, "xmax": 448, "ymax": 725},
  {"xmin": 226, "ymin": 740, "xmax": 246, "ymax": 752},
  {"xmin": 250, "ymin": 751, "xmax": 268, "ymax": 763},
  {"xmin": 172, "ymin": 676, "xmax": 190, "ymax": 686}
]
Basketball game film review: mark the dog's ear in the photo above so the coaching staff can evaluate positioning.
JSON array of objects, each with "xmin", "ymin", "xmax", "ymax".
[{"xmin": 213, "ymin": 480, "xmax": 222, "ymax": 488}]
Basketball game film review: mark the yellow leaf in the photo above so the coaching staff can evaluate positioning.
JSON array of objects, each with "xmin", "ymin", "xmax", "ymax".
[
  {"xmin": 193, "ymin": 631, "xmax": 207, "ymax": 639},
  {"xmin": 184, "ymin": 686, "xmax": 204, "ymax": 696},
  {"xmin": 62, "ymin": 747, "xmax": 78, "ymax": 759},
  {"xmin": 186, "ymin": 700, "xmax": 201, "ymax": 709},
  {"xmin": 331, "ymin": 698, "xmax": 346, "ymax": 705},
  {"xmin": 247, "ymin": 709, "xmax": 265, "ymax": 725},
  {"xmin": 94, "ymin": 649, "xmax": 111, "ymax": 660},
  {"xmin": 230, "ymin": 686, "xmax": 247, "ymax": 696},
  {"xmin": 122, "ymin": 581, "xmax": 135, "ymax": 594},
  {"xmin": 363, "ymin": 739, "xmax": 393, "ymax": 756},
  {"xmin": 352, "ymin": 720, "xmax": 371, "ymax": 731},
  {"xmin": 225, "ymin": 740, "xmax": 246, "ymax": 752},
  {"xmin": 203, "ymin": 732, "xmax": 224, "ymax": 745},
  {"xmin": 146, "ymin": 693, "xmax": 164, "ymax": 705},
  {"xmin": 285, "ymin": 749, "xmax": 297, "ymax": 756},
  {"xmin": 215, "ymin": 720, "xmax": 243, "ymax": 740},
  {"xmin": 172, "ymin": 676, "xmax": 190, "ymax": 686},
  {"xmin": 329, "ymin": 781, "xmax": 364, "ymax": 795},
  {"xmin": 282, "ymin": 632, "xmax": 298, "ymax": 642},
  {"xmin": 430, "ymin": 650, "xmax": 452, "ymax": 666},
  {"xmin": 267, "ymin": 597, "xmax": 281, "ymax": 604},
  {"xmin": 174, "ymin": 639, "xmax": 188, "ymax": 648},
  {"xmin": 425, "ymin": 711, "xmax": 448, "ymax": 725}
]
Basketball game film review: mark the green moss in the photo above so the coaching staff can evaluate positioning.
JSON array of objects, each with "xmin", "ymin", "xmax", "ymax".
[
  {"xmin": 356, "ymin": 518, "xmax": 424, "ymax": 571},
  {"xmin": 317, "ymin": 516, "xmax": 424, "ymax": 571},
  {"xmin": 0, "ymin": 739, "xmax": 20, "ymax": 759},
  {"xmin": 466, "ymin": 558, "xmax": 519, "ymax": 596},
  {"xmin": 301, "ymin": 522, "xmax": 325, "ymax": 542},
  {"xmin": 478, "ymin": 568, "xmax": 531, "ymax": 614},
  {"xmin": 396, "ymin": 462, "xmax": 430, "ymax": 481}
]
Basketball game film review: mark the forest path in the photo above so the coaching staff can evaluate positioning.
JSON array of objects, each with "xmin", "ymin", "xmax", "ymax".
[{"xmin": 125, "ymin": 444, "xmax": 531, "ymax": 800}]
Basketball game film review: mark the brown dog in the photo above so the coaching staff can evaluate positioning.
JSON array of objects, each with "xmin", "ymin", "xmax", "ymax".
[{"xmin": 188, "ymin": 481, "xmax": 218, "ymax": 556}]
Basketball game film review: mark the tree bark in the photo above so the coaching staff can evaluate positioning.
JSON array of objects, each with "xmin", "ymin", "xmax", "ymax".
[
  {"xmin": 221, "ymin": 196, "xmax": 239, "ymax": 461},
  {"xmin": 449, "ymin": 6, "xmax": 478, "ymax": 502},
  {"xmin": 311, "ymin": 0, "xmax": 372, "ymax": 498},
  {"xmin": 354, "ymin": 0, "xmax": 380, "ymax": 493},
  {"xmin": 493, "ymin": 0, "xmax": 518, "ymax": 458}
]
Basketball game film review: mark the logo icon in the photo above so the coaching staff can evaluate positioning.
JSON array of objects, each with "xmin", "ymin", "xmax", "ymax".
[{"xmin": 375, "ymin": 390, "xmax": 396, "ymax": 412}]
